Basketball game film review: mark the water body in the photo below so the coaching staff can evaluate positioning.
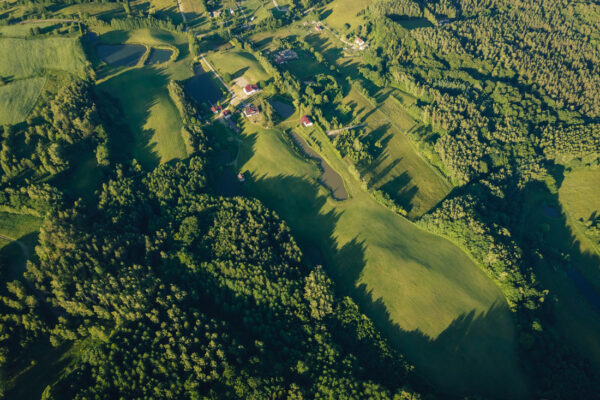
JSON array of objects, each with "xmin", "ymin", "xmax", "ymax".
[
  {"xmin": 146, "ymin": 48, "xmax": 173, "ymax": 65},
  {"xmin": 97, "ymin": 44, "xmax": 146, "ymax": 67},
  {"xmin": 290, "ymin": 131, "xmax": 348, "ymax": 200},
  {"xmin": 184, "ymin": 65, "xmax": 223, "ymax": 105},
  {"xmin": 85, "ymin": 31, "xmax": 98, "ymax": 43},
  {"xmin": 567, "ymin": 268, "xmax": 600, "ymax": 315},
  {"xmin": 269, "ymin": 98, "xmax": 295, "ymax": 119}
]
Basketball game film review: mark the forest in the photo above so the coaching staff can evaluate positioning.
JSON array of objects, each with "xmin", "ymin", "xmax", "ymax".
[{"xmin": 0, "ymin": 0, "xmax": 599, "ymax": 398}]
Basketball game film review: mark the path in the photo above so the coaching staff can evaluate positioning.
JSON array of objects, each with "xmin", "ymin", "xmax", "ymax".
[
  {"xmin": 326, "ymin": 123, "xmax": 367, "ymax": 136},
  {"xmin": 176, "ymin": 0, "xmax": 187, "ymax": 24}
]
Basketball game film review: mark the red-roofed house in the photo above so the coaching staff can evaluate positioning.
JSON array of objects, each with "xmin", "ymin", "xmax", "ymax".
[
  {"xmin": 355, "ymin": 37, "xmax": 365, "ymax": 46},
  {"xmin": 243, "ymin": 104, "xmax": 259, "ymax": 117},
  {"xmin": 243, "ymin": 84, "xmax": 259, "ymax": 95},
  {"xmin": 300, "ymin": 115, "xmax": 313, "ymax": 127},
  {"xmin": 211, "ymin": 105, "xmax": 223, "ymax": 114},
  {"xmin": 222, "ymin": 109, "xmax": 232, "ymax": 118}
]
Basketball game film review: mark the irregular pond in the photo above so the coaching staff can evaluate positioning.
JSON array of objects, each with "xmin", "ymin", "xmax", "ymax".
[
  {"xmin": 146, "ymin": 48, "xmax": 173, "ymax": 65},
  {"xmin": 269, "ymin": 99, "xmax": 295, "ymax": 119},
  {"xmin": 567, "ymin": 268, "xmax": 600, "ymax": 315},
  {"xmin": 97, "ymin": 44, "xmax": 146, "ymax": 67},
  {"xmin": 290, "ymin": 131, "xmax": 348, "ymax": 201},
  {"xmin": 185, "ymin": 64, "xmax": 223, "ymax": 105}
]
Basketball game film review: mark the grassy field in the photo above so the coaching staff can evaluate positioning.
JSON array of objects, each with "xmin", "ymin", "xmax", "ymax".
[
  {"xmin": 320, "ymin": 0, "xmax": 369, "ymax": 32},
  {"xmin": 0, "ymin": 77, "xmax": 46, "ymax": 124},
  {"xmin": 559, "ymin": 167, "xmax": 600, "ymax": 256},
  {"xmin": 206, "ymin": 48, "xmax": 269, "ymax": 87},
  {"xmin": 100, "ymin": 67, "xmax": 187, "ymax": 168},
  {"xmin": 236, "ymin": 121, "xmax": 529, "ymax": 398},
  {"xmin": 0, "ymin": 37, "xmax": 87, "ymax": 79},
  {"xmin": 95, "ymin": 29, "xmax": 191, "ymax": 169},
  {"xmin": 0, "ymin": 22, "xmax": 56, "ymax": 37}
]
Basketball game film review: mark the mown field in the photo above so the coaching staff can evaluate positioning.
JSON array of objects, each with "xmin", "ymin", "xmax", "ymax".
[
  {"xmin": 206, "ymin": 48, "xmax": 269, "ymax": 87},
  {"xmin": 237, "ymin": 121, "xmax": 529, "ymax": 398},
  {"xmin": 0, "ymin": 37, "xmax": 87, "ymax": 79},
  {"xmin": 559, "ymin": 167, "xmax": 600, "ymax": 256},
  {"xmin": 320, "ymin": 0, "xmax": 369, "ymax": 32},
  {"xmin": 0, "ymin": 77, "xmax": 46, "ymax": 124},
  {"xmin": 95, "ymin": 29, "xmax": 191, "ymax": 168}
]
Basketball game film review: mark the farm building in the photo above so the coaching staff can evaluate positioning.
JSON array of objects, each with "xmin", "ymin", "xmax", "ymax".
[
  {"xmin": 244, "ymin": 84, "xmax": 259, "ymax": 95},
  {"xmin": 222, "ymin": 109, "xmax": 232, "ymax": 118},
  {"xmin": 237, "ymin": 172, "xmax": 245, "ymax": 182},
  {"xmin": 355, "ymin": 37, "xmax": 365, "ymax": 46},
  {"xmin": 315, "ymin": 25, "xmax": 323, "ymax": 32},
  {"xmin": 243, "ymin": 104, "xmax": 259, "ymax": 117},
  {"xmin": 300, "ymin": 115, "xmax": 313, "ymax": 127}
]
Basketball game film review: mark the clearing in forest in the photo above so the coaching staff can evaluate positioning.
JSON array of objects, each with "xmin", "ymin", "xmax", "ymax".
[{"xmin": 0, "ymin": 77, "xmax": 46, "ymax": 124}]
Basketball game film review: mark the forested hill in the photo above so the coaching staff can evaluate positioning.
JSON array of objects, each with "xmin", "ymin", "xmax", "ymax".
[{"xmin": 0, "ymin": 82, "xmax": 421, "ymax": 398}]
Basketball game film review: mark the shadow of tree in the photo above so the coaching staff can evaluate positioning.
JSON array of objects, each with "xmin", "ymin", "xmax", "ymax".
[{"xmin": 235, "ymin": 171, "xmax": 529, "ymax": 399}]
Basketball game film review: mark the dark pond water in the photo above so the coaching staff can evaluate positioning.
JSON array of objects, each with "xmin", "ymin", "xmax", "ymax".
[
  {"xmin": 290, "ymin": 131, "xmax": 348, "ymax": 201},
  {"xmin": 146, "ymin": 48, "xmax": 173, "ymax": 65},
  {"xmin": 567, "ymin": 268, "xmax": 600, "ymax": 315},
  {"xmin": 184, "ymin": 65, "xmax": 223, "ymax": 105},
  {"xmin": 269, "ymin": 99, "xmax": 295, "ymax": 119},
  {"xmin": 543, "ymin": 204, "xmax": 560, "ymax": 218},
  {"xmin": 97, "ymin": 44, "xmax": 146, "ymax": 67}
]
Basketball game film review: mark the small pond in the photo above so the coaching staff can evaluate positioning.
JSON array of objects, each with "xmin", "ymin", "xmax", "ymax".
[
  {"xmin": 184, "ymin": 64, "xmax": 223, "ymax": 105},
  {"xmin": 290, "ymin": 132, "xmax": 348, "ymax": 201},
  {"xmin": 146, "ymin": 48, "xmax": 173, "ymax": 65},
  {"xmin": 269, "ymin": 99, "xmax": 295, "ymax": 119},
  {"xmin": 97, "ymin": 44, "xmax": 146, "ymax": 67}
]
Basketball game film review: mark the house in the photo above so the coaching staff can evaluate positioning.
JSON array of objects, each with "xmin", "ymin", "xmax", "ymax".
[
  {"xmin": 237, "ymin": 172, "xmax": 245, "ymax": 182},
  {"xmin": 211, "ymin": 105, "xmax": 222, "ymax": 114},
  {"xmin": 300, "ymin": 115, "xmax": 313, "ymax": 127},
  {"xmin": 355, "ymin": 37, "xmax": 365, "ymax": 46},
  {"xmin": 243, "ymin": 84, "xmax": 259, "ymax": 95},
  {"xmin": 210, "ymin": 10, "xmax": 222, "ymax": 18},
  {"xmin": 222, "ymin": 109, "xmax": 232, "ymax": 118},
  {"xmin": 315, "ymin": 25, "xmax": 323, "ymax": 32},
  {"xmin": 275, "ymin": 56, "xmax": 285, "ymax": 64},
  {"xmin": 243, "ymin": 104, "xmax": 259, "ymax": 117}
]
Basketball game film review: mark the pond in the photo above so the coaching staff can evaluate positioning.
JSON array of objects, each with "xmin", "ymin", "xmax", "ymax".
[
  {"xmin": 184, "ymin": 64, "xmax": 223, "ymax": 105},
  {"xmin": 146, "ymin": 48, "xmax": 173, "ymax": 65},
  {"xmin": 97, "ymin": 44, "xmax": 146, "ymax": 67},
  {"xmin": 269, "ymin": 98, "xmax": 295, "ymax": 119},
  {"xmin": 290, "ymin": 131, "xmax": 348, "ymax": 201}
]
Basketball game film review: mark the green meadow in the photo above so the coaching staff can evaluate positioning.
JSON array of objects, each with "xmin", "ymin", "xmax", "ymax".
[
  {"xmin": 0, "ymin": 77, "xmax": 46, "ymax": 124},
  {"xmin": 206, "ymin": 48, "xmax": 269, "ymax": 84},
  {"xmin": 95, "ymin": 29, "xmax": 191, "ymax": 169},
  {"xmin": 237, "ymin": 121, "xmax": 529, "ymax": 398},
  {"xmin": 0, "ymin": 37, "xmax": 87, "ymax": 79}
]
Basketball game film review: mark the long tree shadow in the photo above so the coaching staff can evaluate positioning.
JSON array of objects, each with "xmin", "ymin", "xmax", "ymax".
[{"xmin": 236, "ymin": 172, "xmax": 528, "ymax": 399}]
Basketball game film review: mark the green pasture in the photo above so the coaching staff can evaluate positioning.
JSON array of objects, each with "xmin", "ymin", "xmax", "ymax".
[
  {"xmin": 237, "ymin": 121, "xmax": 529, "ymax": 398},
  {"xmin": 559, "ymin": 167, "xmax": 600, "ymax": 256},
  {"xmin": 0, "ymin": 22, "xmax": 56, "ymax": 37},
  {"xmin": 0, "ymin": 212, "xmax": 41, "ymax": 280},
  {"xmin": 0, "ymin": 37, "xmax": 87, "ymax": 79},
  {"xmin": 99, "ymin": 67, "xmax": 187, "ymax": 169},
  {"xmin": 0, "ymin": 77, "xmax": 46, "ymax": 124},
  {"xmin": 95, "ymin": 29, "xmax": 192, "ymax": 169},
  {"xmin": 320, "ymin": 0, "xmax": 369, "ymax": 32},
  {"xmin": 206, "ymin": 48, "xmax": 269, "ymax": 84}
]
